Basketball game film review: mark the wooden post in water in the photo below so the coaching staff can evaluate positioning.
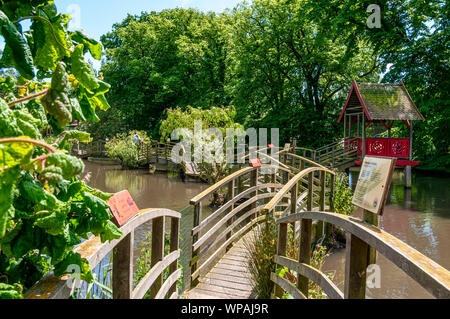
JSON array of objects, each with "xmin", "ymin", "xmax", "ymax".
[
  {"xmin": 113, "ymin": 232, "xmax": 134, "ymax": 299},
  {"xmin": 168, "ymin": 216, "xmax": 179, "ymax": 297},
  {"xmin": 405, "ymin": 121, "xmax": 414, "ymax": 188},
  {"xmin": 150, "ymin": 216, "xmax": 165, "ymax": 298},
  {"xmin": 344, "ymin": 233, "xmax": 369, "ymax": 299}
]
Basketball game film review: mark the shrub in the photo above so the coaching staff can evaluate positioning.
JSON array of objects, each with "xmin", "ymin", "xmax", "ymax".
[
  {"xmin": 105, "ymin": 131, "xmax": 151, "ymax": 168},
  {"xmin": 334, "ymin": 172, "xmax": 355, "ymax": 216},
  {"xmin": 246, "ymin": 214, "xmax": 334, "ymax": 299},
  {"xmin": 244, "ymin": 214, "xmax": 278, "ymax": 299}
]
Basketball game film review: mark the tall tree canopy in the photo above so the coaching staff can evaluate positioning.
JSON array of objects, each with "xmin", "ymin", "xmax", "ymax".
[
  {"xmin": 96, "ymin": 0, "xmax": 448, "ymax": 168},
  {"xmin": 100, "ymin": 8, "xmax": 230, "ymax": 136}
]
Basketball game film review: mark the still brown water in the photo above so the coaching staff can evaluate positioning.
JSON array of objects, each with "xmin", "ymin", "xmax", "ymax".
[
  {"xmin": 82, "ymin": 161, "xmax": 450, "ymax": 298},
  {"xmin": 323, "ymin": 171, "xmax": 450, "ymax": 299}
]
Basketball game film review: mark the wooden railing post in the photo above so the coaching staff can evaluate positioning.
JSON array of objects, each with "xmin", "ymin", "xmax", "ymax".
[
  {"xmin": 325, "ymin": 173, "xmax": 335, "ymax": 238},
  {"xmin": 168, "ymin": 216, "xmax": 180, "ymax": 297},
  {"xmin": 274, "ymin": 221, "xmax": 288, "ymax": 298},
  {"xmin": 150, "ymin": 216, "xmax": 165, "ymax": 298},
  {"xmin": 191, "ymin": 203, "xmax": 202, "ymax": 288},
  {"xmin": 290, "ymin": 182, "xmax": 298, "ymax": 230},
  {"xmin": 297, "ymin": 174, "xmax": 314, "ymax": 297},
  {"xmin": 226, "ymin": 180, "xmax": 235, "ymax": 247},
  {"xmin": 344, "ymin": 233, "xmax": 369, "ymax": 299},
  {"xmin": 250, "ymin": 168, "xmax": 258, "ymax": 214},
  {"xmin": 316, "ymin": 171, "xmax": 325, "ymax": 239},
  {"xmin": 363, "ymin": 210, "xmax": 379, "ymax": 265},
  {"xmin": 332, "ymin": 146, "xmax": 336, "ymax": 168},
  {"xmin": 113, "ymin": 231, "xmax": 134, "ymax": 299}
]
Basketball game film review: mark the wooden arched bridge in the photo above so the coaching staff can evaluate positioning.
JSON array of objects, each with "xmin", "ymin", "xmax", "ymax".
[{"xmin": 27, "ymin": 146, "xmax": 450, "ymax": 299}]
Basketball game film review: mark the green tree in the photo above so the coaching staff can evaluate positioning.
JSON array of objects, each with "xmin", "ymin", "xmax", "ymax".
[
  {"xmin": 227, "ymin": 0, "xmax": 382, "ymax": 146},
  {"xmin": 382, "ymin": 2, "xmax": 449, "ymax": 171},
  {"xmin": 99, "ymin": 9, "xmax": 231, "ymax": 137}
]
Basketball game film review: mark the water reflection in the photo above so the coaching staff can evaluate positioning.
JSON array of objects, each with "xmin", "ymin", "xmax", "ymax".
[
  {"xmin": 81, "ymin": 161, "xmax": 209, "ymax": 289},
  {"xmin": 323, "ymin": 170, "xmax": 450, "ymax": 298}
]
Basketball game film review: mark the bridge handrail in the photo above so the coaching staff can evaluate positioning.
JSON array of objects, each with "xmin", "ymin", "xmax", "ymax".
[
  {"xmin": 25, "ymin": 208, "xmax": 181, "ymax": 300},
  {"xmin": 273, "ymin": 211, "xmax": 450, "ymax": 299},
  {"xmin": 264, "ymin": 167, "xmax": 336, "ymax": 213},
  {"xmin": 190, "ymin": 165, "xmax": 291, "ymax": 205},
  {"xmin": 278, "ymin": 152, "xmax": 328, "ymax": 170}
]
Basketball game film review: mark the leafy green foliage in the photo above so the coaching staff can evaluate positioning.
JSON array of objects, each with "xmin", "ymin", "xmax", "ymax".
[
  {"xmin": 0, "ymin": 10, "xmax": 34, "ymax": 79},
  {"xmin": 334, "ymin": 172, "xmax": 355, "ymax": 216},
  {"xmin": 0, "ymin": 282, "xmax": 23, "ymax": 299},
  {"xmin": 161, "ymin": 106, "xmax": 242, "ymax": 192},
  {"xmin": 244, "ymin": 214, "xmax": 278, "ymax": 299},
  {"xmin": 0, "ymin": 1, "xmax": 122, "ymax": 299},
  {"xmin": 97, "ymin": 8, "xmax": 230, "ymax": 138},
  {"xmin": 105, "ymin": 130, "xmax": 151, "ymax": 168}
]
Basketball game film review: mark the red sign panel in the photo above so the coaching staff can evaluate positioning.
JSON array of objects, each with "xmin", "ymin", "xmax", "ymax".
[
  {"xmin": 347, "ymin": 138, "xmax": 411, "ymax": 158},
  {"xmin": 249, "ymin": 158, "xmax": 262, "ymax": 168},
  {"xmin": 108, "ymin": 190, "xmax": 140, "ymax": 227}
]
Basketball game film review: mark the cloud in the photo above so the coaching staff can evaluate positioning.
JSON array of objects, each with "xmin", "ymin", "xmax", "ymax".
[{"xmin": 178, "ymin": 0, "xmax": 193, "ymax": 7}]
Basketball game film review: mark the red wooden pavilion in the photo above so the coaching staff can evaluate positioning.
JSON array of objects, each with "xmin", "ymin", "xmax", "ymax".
[{"xmin": 338, "ymin": 81, "xmax": 425, "ymax": 187}]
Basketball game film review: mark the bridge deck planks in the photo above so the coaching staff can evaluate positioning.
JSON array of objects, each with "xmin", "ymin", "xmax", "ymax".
[{"xmin": 185, "ymin": 231, "xmax": 256, "ymax": 299}]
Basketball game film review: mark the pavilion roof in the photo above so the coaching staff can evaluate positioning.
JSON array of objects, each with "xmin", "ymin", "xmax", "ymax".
[{"xmin": 339, "ymin": 81, "xmax": 425, "ymax": 122}]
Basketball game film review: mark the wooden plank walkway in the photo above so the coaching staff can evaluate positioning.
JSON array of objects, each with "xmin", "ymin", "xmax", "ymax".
[{"xmin": 184, "ymin": 232, "xmax": 256, "ymax": 299}]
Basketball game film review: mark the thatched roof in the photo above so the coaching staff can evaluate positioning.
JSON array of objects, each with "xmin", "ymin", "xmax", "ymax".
[{"xmin": 339, "ymin": 81, "xmax": 425, "ymax": 122}]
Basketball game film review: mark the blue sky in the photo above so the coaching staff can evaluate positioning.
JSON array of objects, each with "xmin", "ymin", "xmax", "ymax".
[
  {"xmin": 52, "ymin": 0, "xmax": 245, "ymax": 69},
  {"xmin": 54, "ymin": 0, "xmax": 244, "ymax": 40}
]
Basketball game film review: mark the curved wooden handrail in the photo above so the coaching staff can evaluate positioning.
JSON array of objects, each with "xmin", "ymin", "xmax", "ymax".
[
  {"xmin": 132, "ymin": 250, "xmax": 180, "ymax": 299},
  {"xmin": 193, "ymin": 192, "xmax": 290, "ymax": 252},
  {"xmin": 192, "ymin": 214, "xmax": 266, "ymax": 280},
  {"xmin": 277, "ymin": 152, "xmax": 328, "ymax": 170},
  {"xmin": 270, "ymin": 273, "xmax": 306, "ymax": 299},
  {"xmin": 274, "ymin": 255, "xmax": 344, "ymax": 299},
  {"xmin": 190, "ymin": 166, "xmax": 256, "ymax": 205},
  {"xmin": 25, "ymin": 208, "xmax": 181, "ymax": 299},
  {"xmin": 192, "ymin": 183, "xmax": 285, "ymax": 235},
  {"xmin": 277, "ymin": 211, "xmax": 450, "ymax": 299},
  {"xmin": 190, "ymin": 165, "xmax": 291, "ymax": 205},
  {"xmin": 154, "ymin": 268, "xmax": 182, "ymax": 299},
  {"xmin": 264, "ymin": 167, "xmax": 335, "ymax": 213}
]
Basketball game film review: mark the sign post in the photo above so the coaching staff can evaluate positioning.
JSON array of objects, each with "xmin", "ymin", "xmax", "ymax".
[{"xmin": 352, "ymin": 156, "xmax": 397, "ymax": 264}]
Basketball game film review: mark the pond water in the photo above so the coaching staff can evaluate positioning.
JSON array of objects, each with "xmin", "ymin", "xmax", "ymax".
[
  {"xmin": 322, "ymin": 170, "xmax": 450, "ymax": 299},
  {"xmin": 82, "ymin": 161, "xmax": 450, "ymax": 298}
]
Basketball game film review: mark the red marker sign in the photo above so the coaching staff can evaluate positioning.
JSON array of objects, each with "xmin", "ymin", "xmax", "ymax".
[
  {"xmin": 268, "ymin": 144, "xmax": 275, "ymax": 149},
  {"xmin": 249, "ymin": 158, "xmax": 262, "ymax": 168},
  {"xmin": 108, "ymin": 190, "xmax": 140, "ymax": 227}
]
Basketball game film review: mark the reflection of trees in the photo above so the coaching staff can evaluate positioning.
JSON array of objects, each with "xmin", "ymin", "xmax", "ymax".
[{"xmin": 105, "ymin": 170, "xmax": 146, "ymax": 197}]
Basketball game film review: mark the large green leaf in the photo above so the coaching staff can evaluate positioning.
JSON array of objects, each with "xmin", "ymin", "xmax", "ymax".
[
  {"xmin": 41, "ymin": 62, "xmax": 73, "ymax": 127},
  {"xmin": 70, "ymin": 30, "xmax": 102, "ymax": 60},
  {"xmin": 71, "ymin": 44, "xmax": 100, "ymax": 91},
  {"xmin": 45, "ymin": 153, "xmax": 84, "ymax": 179},
  {"xmin": 32, "ymin": 14, "xmax": 70, "ymax": 71},
  {"xmin": 0, "ymin": 166, "xmax": 20, "ymax": 240},
  {"xmin": 0, "ymin": 10, "xmax": 34, "ymax": 79}
]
